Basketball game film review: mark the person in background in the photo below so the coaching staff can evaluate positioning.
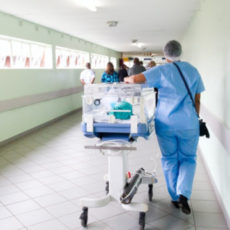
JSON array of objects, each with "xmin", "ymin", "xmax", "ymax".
[
  {"xmin": 101, "ymin": 62, "xmax": 119, "ymax": 83},
  {"xmin": 118, "ymin": 58, "xmax": 128, "ymax": 82},
  {"xmin": 128, "ymin": 57, "xmax": 146, "ymax": 76},
  {"xmin": 124, "ymin": 40, "xmax": 205, "ymax": 215},
  {"xmin": 80, "ymin": 62, "xmax": 95, "ymax": 85},
  {"xmin": 146, "ymin": 60, "xmax": 158, "ymax": 105},
  {"xmin": 147, "ymin": 60, "xmax": 157, "ymax": 69}
]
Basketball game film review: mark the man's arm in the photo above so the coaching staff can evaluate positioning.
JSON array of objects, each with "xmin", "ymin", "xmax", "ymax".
[
  {"xmin": 124, "ymin": 73, "xmax": 146, "ymax": 84},
  {"xmin": 91, "ymin": 78, "xmax": 95, "ymax": 84},
  {"xmin": 195, "ymin": 93, "xmax": 201, "ymax": 115},
  {"xmin": 80, "ymin": 79, "xmax": 85, "ymax": 85}
]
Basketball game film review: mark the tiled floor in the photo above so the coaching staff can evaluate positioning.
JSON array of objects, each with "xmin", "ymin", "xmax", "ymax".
[{"xmin": 0, "ymin": 112, "xmax": 228, "ymax": 230}]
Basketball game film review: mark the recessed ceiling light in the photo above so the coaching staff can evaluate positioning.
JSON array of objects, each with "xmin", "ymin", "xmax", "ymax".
[
  {"xmin": 137, "ymin": 43, "xmax": 144, "ymax": 48},
  {"xmin": 78, "ymin": 0, "xmax": 97, "ymax": 12},
  {"xmin": 131, "ymin": 40, "xmax": 144, "ymax": 48}
]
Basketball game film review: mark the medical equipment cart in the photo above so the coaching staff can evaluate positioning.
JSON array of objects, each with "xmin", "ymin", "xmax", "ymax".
[{"xmin": 80, "ymin": 83, "xmax": 157, "ymax": 230}]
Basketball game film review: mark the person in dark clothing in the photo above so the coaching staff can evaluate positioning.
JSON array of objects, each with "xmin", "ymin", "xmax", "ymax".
[
  {"xmin": 128, "ymin": 57, "xmax": 146, "ymax": 76},
  {"xmin": 118, "ymin": 59, "xmax": 128, "ymax": 82}
]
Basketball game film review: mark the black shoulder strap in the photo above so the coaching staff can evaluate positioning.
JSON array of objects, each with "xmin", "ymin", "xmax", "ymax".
[{"xmin": 173, "ymin": 62, "xmax": 199, "ymax": 117}]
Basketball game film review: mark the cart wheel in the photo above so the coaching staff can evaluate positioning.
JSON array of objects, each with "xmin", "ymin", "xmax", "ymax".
[
  {"xmin": 79, "ymin": 207, "xmax": 88, "ymax": 228},
  {"xmin": 148, "ymin": 184, "xmax": 153, "ymax": 202},
  {"xmin": 139, "ymin": 212, "xmax": 146, "ymax": 230},
  {"xmin": 105, "ymin": 181, "xmax": 109, "ymax": 194}
]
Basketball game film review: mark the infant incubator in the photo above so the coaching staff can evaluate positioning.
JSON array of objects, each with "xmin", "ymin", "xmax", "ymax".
[
  {"xmin": 82, "ymin": 83, "xmax": 155, "ymax": 140},
  {"xmin": 80, "ymin": 83, "xmax": 158, "ymax": 230}
]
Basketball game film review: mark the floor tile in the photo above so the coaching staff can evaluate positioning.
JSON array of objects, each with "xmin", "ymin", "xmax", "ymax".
[
  {"xmin": 59, "ymin": 211, "xmax": 97, "ymax": 229},
  {"xmin": 0, "ymin": 184, "xmax": 21, "ymax": 196},
  {"xmin": 34, "ymin": 193, "xmax": 67, "ymax": 207},
  {"xmin": 7, "ymin": 199, "xmax": 41, "ymax": 215},
  {"xmin": 28, "ymin": 219, "xmax": 69, "ymax": 230},
  {"xmin": 16, "ymin": 208, "xmax": 53, "ymax": 226},
  {"xmin": 191, "ymin": 190, "xmax": 217, "ymax": 201},
  {"xmin": 196, "ymin": 228, "xmax": 228, "ymax": 230},
  {"xmin": 45, "ymin": 201, "xmax": 80, "ymax": 217},
  {"xmin": 0, "ymin": 206, "xmax": 12, "ymax": 219},
  {"xmin": 47, "ymin": 181, "xmax": 75, "ymax": 192},
  {"xmin": 16, "ymin": 180, "xmax": 44, "ymax": 190},
  {"xmin": 89, "ymin": 203, "xmax": 126, "ymax": 221},
  {"xmin": 0, "ymin": 191, "xmax": 29, "ymax": 205},
  {"xmin": 58, "ymin": 186, "xmax": 87, "ymax": 200},
  {"xmin": 191, "ymin": 200, "xmax": 222, "ymax": 213},
  {"xmin": 0, "ymin": 216, "xmax": 24, "ymax": 230},
  {"xmin": 194, "ymin": 212, "xmax": 228, "ymax": 228},
  {"xmin": 23, "ymin": 185, "xmax": 53, "ymax": 198},
  {"xmin": 104, "ymin": 213, "xmax": 139, "ymax": 230},
  {"xmin": 77, "ymin": 221, "xmax": 112, "ymax": 230},
  {"xmin": 147, "ymin": 214, "xmax": 193, "ymax": 230}
]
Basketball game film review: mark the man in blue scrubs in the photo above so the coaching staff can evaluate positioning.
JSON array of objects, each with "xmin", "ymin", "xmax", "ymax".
[{"xmin": 124, "ymin": 40, "xmax": 205, "ymax": 214}]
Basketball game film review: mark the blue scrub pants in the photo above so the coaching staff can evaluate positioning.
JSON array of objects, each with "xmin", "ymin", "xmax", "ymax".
[{"xmin": 156, "ymin": 129, "xmax": 199, "ymax": 201}]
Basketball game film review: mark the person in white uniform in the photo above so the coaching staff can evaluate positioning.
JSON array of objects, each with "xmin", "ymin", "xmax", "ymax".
[{"xmin": 80, "ymin": 62, "xmax": 95, "ymax": 85}]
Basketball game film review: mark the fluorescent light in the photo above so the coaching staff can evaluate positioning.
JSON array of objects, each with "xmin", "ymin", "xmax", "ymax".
[
  {"xmin": 137, "ymin": 43, "xmax": 143, "ymax": 48},
  {"xmin": 82, "ymin": 0, "xmax": 97, "ymax": 12},
  {"xmin": 131, "ymin": 40, "xmax": 144, "ymax": 48}
]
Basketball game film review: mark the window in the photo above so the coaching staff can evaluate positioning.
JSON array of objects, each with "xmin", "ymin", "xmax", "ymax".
[
  {"xmin": 91, "ymin": 53, "xmax": 109, "ymax": 69},
  {"xmin": 110, "ymin": 57, "xmax": 117, "ymax": 69},
  {"xmin": 56, "ymin": 46, "xmax": 89, "ymax": 69},
  {"xmin": 0, "ymin": 35, "xmax": 52, "ymax": 69}
]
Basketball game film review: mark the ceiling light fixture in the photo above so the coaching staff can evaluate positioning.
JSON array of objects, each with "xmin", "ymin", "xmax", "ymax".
[
  {"xmin": 137, "ymin": 43, "xmax": 144, "ymax": 48},
  {"xmin": 80, "ymin": 0, "xmax": 97, "ymax": 12},
  {"xmin": 131, "ymin": 40, "xmax": 144, "ymax": 48}
]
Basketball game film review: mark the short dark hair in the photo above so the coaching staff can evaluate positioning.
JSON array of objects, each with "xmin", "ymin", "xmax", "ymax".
[
  {"xmin": 86, "ymin": 62, "xmax": 91, "ymax": 69},
  {"xmin": 134, "ymin": 57, "xmax": 140, "ymax": 65}
]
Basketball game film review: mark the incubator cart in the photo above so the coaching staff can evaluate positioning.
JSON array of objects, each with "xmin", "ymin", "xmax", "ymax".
[{"xmin": 80, "ymin": 83, "xmax": 157, "ymax": 230}]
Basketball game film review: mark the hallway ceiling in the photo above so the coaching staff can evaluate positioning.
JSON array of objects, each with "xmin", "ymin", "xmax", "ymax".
[{"xmin": 0, "ymin": 0, "xmax": 201, "ymax": 52}]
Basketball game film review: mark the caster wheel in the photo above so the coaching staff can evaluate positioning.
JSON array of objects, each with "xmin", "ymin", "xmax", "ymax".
[
  {"xmin": 105, "ymin": 181, "xmax": 109, "ymax": 195},
  {"xmin": 79, "ymin": 207, "xmax": 88, "ymax": 228},
  {"xmin": 148, "ymin": 184, "xmax": 153, "ymax": 202},
  {"xmin": 139, "ymin": 212, "xmax": 146, "ymax": 230}
]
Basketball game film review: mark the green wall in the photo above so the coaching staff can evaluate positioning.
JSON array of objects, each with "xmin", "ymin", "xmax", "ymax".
[
  {"xmin": 0, "ymin": 12, "xmax": 121, "ymax": 142},
  {"xmin": 182, "ymin": 0, "xmax": 230, "ymax": 225}
]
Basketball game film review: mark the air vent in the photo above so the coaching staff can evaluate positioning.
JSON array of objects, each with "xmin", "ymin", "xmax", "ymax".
[{"xmin": 107, "ymin": 21, "xmax": 118, "ymax": 27}]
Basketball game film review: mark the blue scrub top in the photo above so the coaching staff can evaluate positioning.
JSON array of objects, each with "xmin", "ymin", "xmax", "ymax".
[
  {"xmin": 101, "ymin": 71, "xmax": 119, "ymax": 83},
  {"xmin": 143, "ymin": 61, "xmax": 205, "ymax": 131}
]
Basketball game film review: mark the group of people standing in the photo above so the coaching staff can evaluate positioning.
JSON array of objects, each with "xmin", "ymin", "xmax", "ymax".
[{"xmin": 80, "ymin": 57, "xmax": 156, "ymax": 85}]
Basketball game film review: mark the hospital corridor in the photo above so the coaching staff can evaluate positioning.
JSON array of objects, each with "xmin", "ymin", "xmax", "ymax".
[{"xmin": 0, "ymin": 0, "xmax": 229, "ymax": 230}]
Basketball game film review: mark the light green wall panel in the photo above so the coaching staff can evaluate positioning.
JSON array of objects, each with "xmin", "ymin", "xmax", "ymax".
[
  {"xmin": 0, "ymin": 11, "xmax": 121, "ymax": 142},
  {"xmin": 0, "ymin": 93, "xmax": 81, "ymax": 142}
]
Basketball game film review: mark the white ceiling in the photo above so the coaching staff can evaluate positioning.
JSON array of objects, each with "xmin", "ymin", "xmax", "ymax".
[{"xmin": 0, "ymin": 0, "xmax": 201, "ymax": 52}]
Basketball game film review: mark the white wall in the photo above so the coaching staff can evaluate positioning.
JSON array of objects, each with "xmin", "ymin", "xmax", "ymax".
[{"xmin": 182, "ymin": 0, "xmax": 230, "ymax": 225}]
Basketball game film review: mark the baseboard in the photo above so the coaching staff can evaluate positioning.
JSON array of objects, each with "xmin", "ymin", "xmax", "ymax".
[
  {"xmin": 0, "ymin": 108, "xmax": 82, "ymax": 147},
  {"xmin": 199, "ymin": 148, "xmax": 230, "ymax": 229}
]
